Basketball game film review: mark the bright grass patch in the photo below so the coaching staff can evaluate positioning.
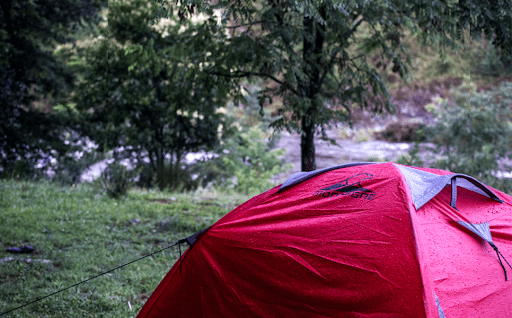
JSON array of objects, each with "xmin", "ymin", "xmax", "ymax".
[{"xmin": 0, "ymin": 180, "xmax": 249, "ymax": 317}]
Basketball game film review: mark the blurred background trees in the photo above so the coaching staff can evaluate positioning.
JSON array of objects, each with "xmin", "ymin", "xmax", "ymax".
[
  {"xmin": 1, "ymin": 0, "xmax": 512, "ymax": 195},
  {"xmin": 74, "ymin": 0, "xmax": 237, "ymax": 191},
  {"xmin": 0, "ymin": 0, "xmax": 107, "ymax": 179},
  {"xmin": 170, "ymin": 0, "xmax": 512, "ymax": 171},
  {"xmin": 424, "ymin": 79, "xmax": 512, "ymax": 192}
]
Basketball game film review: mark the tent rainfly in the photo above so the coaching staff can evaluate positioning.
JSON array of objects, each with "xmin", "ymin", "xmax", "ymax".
[{"xmin": 137, "ymin": 162, "xmax": 512, "ymax": 317}]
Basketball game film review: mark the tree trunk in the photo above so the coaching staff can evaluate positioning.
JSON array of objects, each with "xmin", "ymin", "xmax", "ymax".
[
  {"xmin": 155, "ymin": 149, "xmax": 166, "ymax": 190},
  {"xmin": 300, "ymin": 7, "xmax": 325, "ymax": 172},
  {"xmin": 174, "ymin": 151, "xmax": 182, "ymax": 190},
  {"xmin": 301, "ymin": 116, "xmax": 316, "ymax": 171}
]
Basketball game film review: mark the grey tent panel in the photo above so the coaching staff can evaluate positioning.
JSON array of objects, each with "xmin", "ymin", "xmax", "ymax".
[
  {"xmin": 435, "ymin": 293, "xmax": 446, "ymax": 318},
  {"xmin": 394, "ymin": 164, "xmax": 449, "ymax": 209},
  {"xmin": 457, "ymin": 221, "xmax": 494, "ymax": 244},
  {"xmin": 394, "ymin": 164, "xmax": 503, "ymax": 210},
  {"xmin": 455, "ymin": 221, "xmax": 512, "ymax": 280},
  {"xmin": 456, "ymin": 178, "xmax": 492, "ymax": 198},
  {"xmin": 278, "ymin": 162, "xmax": 376, "ymax": 192}
]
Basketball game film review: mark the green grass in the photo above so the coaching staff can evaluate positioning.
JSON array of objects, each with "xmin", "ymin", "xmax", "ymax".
[{"xmin": 0, "ymin": 180, "xmax": 250, "ymax": 317}]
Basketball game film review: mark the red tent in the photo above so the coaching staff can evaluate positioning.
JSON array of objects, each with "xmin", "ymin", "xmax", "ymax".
[{"xmin": 137, "ymin": 162, "xmax": 512, "ymax": 317}]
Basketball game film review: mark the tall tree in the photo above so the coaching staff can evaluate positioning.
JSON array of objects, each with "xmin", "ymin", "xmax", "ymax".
[
  {"xmin": 166, "ymin": 0, "xmax": 512, "ymax": 171},
  {"xmin": 0, "ymin": 0, "xmax": 106, "ymax": 176},
  {"xmin": 76, "ymin": 0, "xmax": 239, "ymax": 189}
]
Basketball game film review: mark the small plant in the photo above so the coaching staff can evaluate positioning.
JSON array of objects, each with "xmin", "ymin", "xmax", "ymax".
[
  {"xmin": 100, "ymin": 161, "xmax": 135, "ymax": 199},
  {"xmin": 10, "ymin": 160, "xmax": 33, "ymax": 180},
  {"xmin": 378, "ymin": 121, "xmax": 426, "ymax": 142},
  {"xmin": 472, "ymin": 40, "xmax": 512, "ymax": 77},
  {"xmin": 222, "ymin": 127, "xmax": 293, "ymax": 194},
  {"xmin": 195, "ymin": 126, "xmax": 293, "ymax": 195},
  {"xmin": 192, "ymin": 84, "xmax": 293, "ymax": 195},
  {"xmin": 154, "ymin": 160, "xmax": 199, "ymax": 192},
  {"xmin": 337, "ymin": 127, "xmax": 353, "ymax": 140},
  {"xmin": 396, "ymin": 143, "xmax": 424, "ymax": 167},
  {"xmin": 365, "ymin": 156, "xmax": 388, "ymax": 163},
  {"xmin": 353, "ymin": 128, "xmax": 374, "ymax": 143}
]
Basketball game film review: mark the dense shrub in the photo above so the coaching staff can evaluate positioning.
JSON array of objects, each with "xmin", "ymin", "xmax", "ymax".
[
  {"xmin": 423, "ymin": 79, "xmax": 512, "ymax": 192},
  {"xmin": 222, "ymin": 127, "xmax": 292, "ymax": 194},
  {"xmin": 472, "ymin": 40, "xmax": 512, "ymax": 77},
  {"xmin": 193, "ymin": 90, "xmax": 293, "ymax": 194},
  {"xmin": 377, "ymin": 121, "xmax": 427, "ymax": 142},
  {"xmin": 154, "ymin": 160, "xmax": 202, "ymax": 192},
  {"xmin": 99, "ymin": 161, "xmax": 137, "ymax": 198},
  {"xmin": 396, "ymin": 143, "xmax": 424, "ymax": 167},
  {"xmin": 194, "ymin": 126, "xmax": 292, "ymax": 194}
]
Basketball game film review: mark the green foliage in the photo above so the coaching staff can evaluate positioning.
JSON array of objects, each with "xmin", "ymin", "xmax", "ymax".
[
  {"xmin": 166, "ymin": 0, "xmax": 512, "ymax": 171},
  {"xmin": 425, "ymin": 79, "xmax": 512, "ymax": 192},
  {"xmin": 220, "ymin": 127, "xmax": 293, "ymax": 195},
  {"xmin": 99, "ymin": 161, "xmax": 136, "ymax": 199},
  {"xmin": 8, "ymin": 160, "xmax": 36, "ymax": 180},
  {"xmin": 153, "ymin": 160, "xmax": 199, "ymax": 192},
  {"xmin": 472, "ymin": 40, "xmax": 512, "ymax": 77},
  {"xmin": 464, "ymin": 0, "xmax": 512, "ymax": 59},
  {"xmin": 378, "ymin": 121, "xmax": 427, "ymax": 143},
  {"xmin": 0, "ymin": 0, "xmax": 106, "ymax": 176},
  {"xmin": 0, "ymin": 180, "xmax": 248, "ymax": 317},
  {"xmin": 76, "ymin": 0, "xmax": 239, "ymax": 191},
  {"xmin": 0, "ymin": 69, "xmax": 78, "ymax": 180},
  {"xmin": 396, "ymin": 143, "xmax": 424, "ymax": 167},
  {"xmin": 365, "ymin": 156, "xmax": 388, "ymax": 163},
  {"xmin": 191, "ymin": 88, "xmax": 293, "ymax": 195}
]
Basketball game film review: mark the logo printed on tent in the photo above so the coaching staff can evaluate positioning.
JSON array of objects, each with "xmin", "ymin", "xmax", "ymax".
[{"xmin": 313, "ymin": 173, "xmax": 375, "ymax": 200}]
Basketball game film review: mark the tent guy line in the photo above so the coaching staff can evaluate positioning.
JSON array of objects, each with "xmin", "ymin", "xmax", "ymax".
[
  {"xmin": 491, "ymin": 242, "xmax": 512, "ymax": 281},
  {"xmin": 0, "ymin": 238, "xmax": 196, "ymax": 317}
]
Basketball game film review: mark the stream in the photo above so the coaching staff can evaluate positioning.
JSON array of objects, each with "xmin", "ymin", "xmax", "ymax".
[
  {"xmin": 275, "ymin": 132, "xmax": 412, "ymax": 177},
  {"xmin": 80, "ymin": 133, "xmax": 413, "ymax": 182}
]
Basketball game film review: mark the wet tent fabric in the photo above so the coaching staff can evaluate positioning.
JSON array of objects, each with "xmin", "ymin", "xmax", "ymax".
[
  {"xmin": 137, "ymin": 162, "xmax": 512, "ymax": 318},
  {"xmin": 409, "ymin": 172, "xmax": 512, "ymax": 316}
]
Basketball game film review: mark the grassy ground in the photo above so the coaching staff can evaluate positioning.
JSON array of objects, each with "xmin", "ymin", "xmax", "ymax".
[{"xmin": 0, "ymin": 180, "xmax": 250, "ymax": 317}]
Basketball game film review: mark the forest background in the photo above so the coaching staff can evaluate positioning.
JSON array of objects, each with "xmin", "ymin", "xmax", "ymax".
[
  {"xmin": 1, "ymin": 0, "xmax": 512, "ymax": 316},
  {"xmin": 1, "ymin": 0, "xmax": 512, "ymax": 194}
]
